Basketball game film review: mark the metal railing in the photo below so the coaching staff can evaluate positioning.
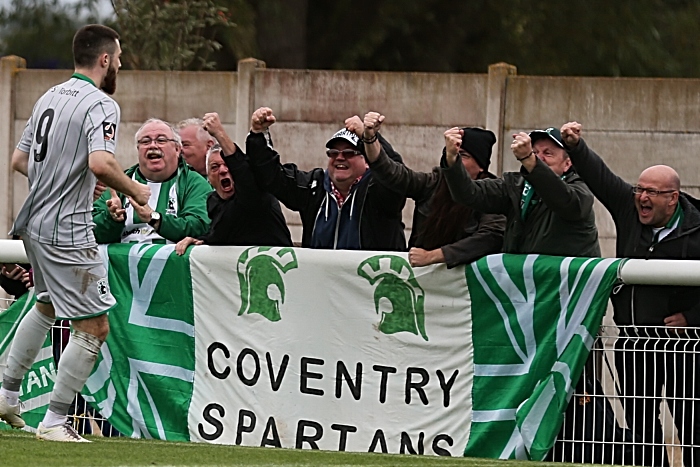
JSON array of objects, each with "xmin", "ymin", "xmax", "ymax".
[{"xmin": 549, "ymin": 325, "xmax": 699, "ymax": 467}]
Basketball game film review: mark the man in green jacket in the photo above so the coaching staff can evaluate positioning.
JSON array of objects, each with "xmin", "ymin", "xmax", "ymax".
[
  {"xmin": 441, "ymin": 126, "xmax": 600, "ymax": 257},
  {"xmin": 93, "ymin": 118, "xmax": 211, "ymax": 244}
]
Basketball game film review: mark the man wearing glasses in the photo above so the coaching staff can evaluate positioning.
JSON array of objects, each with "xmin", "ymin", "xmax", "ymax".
[
  {"xmin": 441, "ymin": 125, "xmax": 600, "ymax": 257},
  {"xmin": 246, "ymin": 107, "xmax": 406, "ymax": 251},
  {"xmin": 93, "ymin": 118, "xmax": 211, "ymax": 244},
  {"xmin": 562, "ymin": 121, "xmax": 700, "ymax": 467}
]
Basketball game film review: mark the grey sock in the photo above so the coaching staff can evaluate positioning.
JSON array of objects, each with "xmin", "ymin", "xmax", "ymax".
[
  {"xmin": 48, "ymin": 330, "xmax": 102, "ymax": 415},
  {"xmin": 2, "ymin": 306, "xmax": 54, "ymax": 390}
]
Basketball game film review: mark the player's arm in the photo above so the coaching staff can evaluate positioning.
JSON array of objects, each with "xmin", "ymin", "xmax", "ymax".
[
  {"xmin": 11, "ymin": 149, "xmax": 29, "ymax": 176},
  {"xmin": 89, "ymin": 150, "xmax": 150, "ymax": 205}
]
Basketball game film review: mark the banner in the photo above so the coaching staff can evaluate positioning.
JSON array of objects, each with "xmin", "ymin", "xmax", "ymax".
[{"xmin": 0, "ymin": 244, "xmax": 620, "ymax": 460}]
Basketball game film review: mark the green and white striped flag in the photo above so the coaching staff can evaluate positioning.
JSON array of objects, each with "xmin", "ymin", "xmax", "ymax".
[
  {"xmin": 82, "ymin": 243, "xmax": 195, "ymax": 440},
  {"xmin": 466, "ymin": 254, "xmax": 620, "ymax": 460}
]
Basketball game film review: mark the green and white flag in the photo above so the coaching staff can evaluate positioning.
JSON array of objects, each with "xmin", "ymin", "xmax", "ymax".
[{"xmin": 0, "ymin": 245, "xmax": 620, "ymax": 460}]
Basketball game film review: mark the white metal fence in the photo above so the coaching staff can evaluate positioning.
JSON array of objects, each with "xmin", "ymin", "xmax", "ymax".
[{"xmin": 549, "ymin": 325, "xmax": 699, "ymax": 467}]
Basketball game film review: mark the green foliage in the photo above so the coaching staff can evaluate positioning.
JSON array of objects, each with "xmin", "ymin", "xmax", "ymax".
[
  {"xmin": 111, "ymin": 0, "xmax": 236, "ymax": 70},
  {"xmin": 0, "ymin": 0, "xmax": 101, "ymax": 69}
]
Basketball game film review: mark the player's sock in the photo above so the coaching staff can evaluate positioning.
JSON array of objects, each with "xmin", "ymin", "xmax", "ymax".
[
  {"xmin": 2, "ymin": 306, "xmax": 54, "ymax": 391},
  {"xmin": 0, "ymin": 387, "xmax": 20, "ymax": 407},
  {"xmin": 46, "ymin": 330, "xmax": 102, "ymax": 426},
  {"xmin": 41, "ymin": 409, "xmax": 67, "ymax": 429}
]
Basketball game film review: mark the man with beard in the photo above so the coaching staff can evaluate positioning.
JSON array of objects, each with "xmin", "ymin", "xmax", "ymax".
[
  {"xmin": 177, "ymin": 117, "xmax": 217, "ymax": 176},
  {"xmin": 93, "ymin": 118, "xmax": 211, "ymax": 244},
  {"xmin": 0, "ymin": 24, "xmax": 151, "ymax": 442},
  {"xmin": 350, "ymin": 113, "xmax": 505, "ymax": 268},
  {"xmin": 246, "ymin": 107, "xmax": 406, "ymax": 251},
  {"xmin": 561, "ymin": 121, "xmax": 700, "ymax": 467},
  {"xmin": 175, "ymin": 112, "xmax": 291, "ymax": 253}
]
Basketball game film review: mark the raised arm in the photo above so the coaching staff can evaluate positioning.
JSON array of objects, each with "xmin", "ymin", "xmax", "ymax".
[
  {"xmin": 203, "ymin": 112, "xmax": 238, "ymax": 156},
  {"xmin": 561, "ymin": 121, "xmax": 636, "ymax": 218},
  {"xmin": 441, "ymin": 128, "xmax": 511, "ymax": 215}
]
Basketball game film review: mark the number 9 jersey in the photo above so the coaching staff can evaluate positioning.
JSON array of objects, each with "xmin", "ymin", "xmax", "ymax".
[{"xmin": 10, "ymin": 74, "xmax": 120, "ymax": 247}]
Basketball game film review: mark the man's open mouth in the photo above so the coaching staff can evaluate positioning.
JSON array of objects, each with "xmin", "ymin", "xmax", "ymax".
[
  {"xmin": 221, "ymin": 177, "xmax": 232, "ymax": 189},
  {"xmin": 147, "ymin": 149, "xmax": 163, "ymax": 160}
]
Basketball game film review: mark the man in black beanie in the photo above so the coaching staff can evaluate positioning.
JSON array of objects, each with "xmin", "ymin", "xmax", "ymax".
[
  {"xmin": 352, "ymin": 113, "xmax": 506, "ymax": 268},
  {"xmin": 441, "ymin": 126, "xmax": 600, "ymax": 257}
]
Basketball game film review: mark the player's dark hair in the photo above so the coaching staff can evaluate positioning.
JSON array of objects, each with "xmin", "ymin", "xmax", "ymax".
[{"xmin": 72, "ymin": 24, "xmax": 120, "ymax": 68}]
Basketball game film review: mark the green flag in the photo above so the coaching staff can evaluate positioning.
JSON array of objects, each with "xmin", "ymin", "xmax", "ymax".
[
  {"xmin": 465, "ymin": 254, "xmax": 620, "ymax": 460},
  {"xmin": 81, "ymin": 244, "xmax": 195, "ymax": 440}
]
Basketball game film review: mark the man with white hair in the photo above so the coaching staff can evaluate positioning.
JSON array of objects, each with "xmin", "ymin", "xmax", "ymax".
[
  {"xmin": 175, "ymin": 112, "xmax": 292, "ymax": 253},
  {"xmin": 177, "ymin": 117, "xmax": 217, "ymax": 176},
  {"xmin": 562, "ymin": 121, "xmax": 700, "ymax": 467},
  {"xmin": 93, "ymin": 118, "xmax": 211, "ymax": 244}
]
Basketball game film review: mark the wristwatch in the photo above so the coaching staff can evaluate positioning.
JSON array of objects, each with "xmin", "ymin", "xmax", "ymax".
[{"xmin": 148, "ymin": 211, "xmax": 161, "ymax": 228}]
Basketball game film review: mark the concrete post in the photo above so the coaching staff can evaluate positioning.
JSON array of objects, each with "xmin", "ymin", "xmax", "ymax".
[
  {"xmin": 485, "ymin": 62, "xmax": 516, "ymax": 175},
  {"xmin": 235, "ymin": 58, "xmax": 266, "ymax": 146},
  {"xmin": 0, "ymin": 56, "xmax": 25, "ymax": 239}
]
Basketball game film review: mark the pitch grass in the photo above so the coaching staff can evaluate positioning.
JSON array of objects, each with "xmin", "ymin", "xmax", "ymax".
[{"xmin": 0, "ymin": 430, "xmax": 591, "ymax": 467}]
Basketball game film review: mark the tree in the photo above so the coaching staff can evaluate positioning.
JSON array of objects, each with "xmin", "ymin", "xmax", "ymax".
[
  {"xmin": 111, "ymin": 0, "xmax": 237, "ymax": 70},
  {"xmin": 0, "ymin": 0, "xmax": 101, "ymax": 69}
]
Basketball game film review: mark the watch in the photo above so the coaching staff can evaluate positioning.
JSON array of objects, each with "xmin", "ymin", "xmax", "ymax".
[{"xmin": 148, "ymin": 211, "xmax": 161, "ymax": 227}]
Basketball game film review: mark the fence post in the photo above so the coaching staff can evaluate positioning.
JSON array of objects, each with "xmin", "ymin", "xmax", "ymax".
[
  {"xmin": 235, "ymin": 58, "xmax": 266, "ymax": 146},
  {"xmin": 485, "ymin": 62, "xmax": 516, "ymax": 176},
  {"xmin": 0, "ymin": 55, "xmax": 25, "ymax": 239}
]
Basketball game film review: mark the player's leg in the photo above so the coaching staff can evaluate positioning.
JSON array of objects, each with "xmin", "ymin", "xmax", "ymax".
[
  {"xmin": 37, "ymin": 315, "xmax": 108, "ymax": 442},
  {"xmin": 0, "ymin": 240, "xmax": 54, "ymax": 429},
  {"xmin": 31, "ymin": 243, "xmax": 114, "ymax": 442}
]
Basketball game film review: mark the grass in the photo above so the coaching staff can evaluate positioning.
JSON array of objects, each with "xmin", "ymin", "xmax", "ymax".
[{"xmin": 0, "ymin": 430, "xmax": 590, "ymax": 467}]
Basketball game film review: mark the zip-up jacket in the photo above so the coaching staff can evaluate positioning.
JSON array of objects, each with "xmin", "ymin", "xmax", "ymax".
[
  {"xmin": 369, "ymin": 148, "xmax": 505, "ymax": 267},
  {"xmin": 441, "ymin": 153, "xmax": 600, "ymax": 257},
  {"xmin": 246, "ymin": 132, "xmax": 406, "ymax": 251},
  {"xmin": 93, "ymin": 157, "xmax": 211, "ymax": 244},
  {"xmin": 567, "ymin": 138, "xmax": 700, "ymax": 326}
]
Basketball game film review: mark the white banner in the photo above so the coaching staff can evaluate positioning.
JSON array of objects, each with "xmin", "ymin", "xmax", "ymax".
[{"xmin": 187, "ymin": 246, "xmax": 473, "ymax": 455}]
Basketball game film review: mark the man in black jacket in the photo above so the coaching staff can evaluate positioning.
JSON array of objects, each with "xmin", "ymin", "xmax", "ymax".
[
  {"xmin": 441, "ymin": 125, "xmax": 600, "ymax": 257},
  {"xmin": 175, "ymin": 113, "xmax": 292, "ymax": 254},
  {"xmin": 349, "ymin": 112, "xmax": 505, "ymax": 268},
  {"xmin": 561, "ymin": 121, "xmax": 699, "ymax": 467},
  {"xmin": 246, "ymin": 107, "xmax": 406, "ymax": 251}
]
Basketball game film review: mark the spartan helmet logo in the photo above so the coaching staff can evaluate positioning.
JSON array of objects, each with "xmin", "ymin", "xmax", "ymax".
[
  {"xmin": 237, "ymin": 247, "xmax": 299, "ymax": 322},
  {"xmin": 358, "ymin": 255, "xmax": 428, "ymax": 341}
]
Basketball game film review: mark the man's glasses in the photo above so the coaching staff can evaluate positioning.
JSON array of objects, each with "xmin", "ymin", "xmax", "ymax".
[
  {"xmin": 632, "ymin": 186, "xmax": 676, "ymax": 197},
  {"xmin": 326, "ymin": 149, "xmax": 362, "ymax": 158},
  {"xmin": 137, "ymin": 136, "xmax": 178, "ymax": 147}
]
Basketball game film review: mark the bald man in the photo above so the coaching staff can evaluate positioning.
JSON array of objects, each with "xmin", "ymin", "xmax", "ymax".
[{"xmin": 562, "ymin": 122, "xmax": 700, "ymax": 467}]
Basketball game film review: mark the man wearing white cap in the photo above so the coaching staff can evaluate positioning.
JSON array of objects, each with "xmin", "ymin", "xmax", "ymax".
[{"xmin": 246, "ymin": 107, "xmax": 406, "ymax": 251}]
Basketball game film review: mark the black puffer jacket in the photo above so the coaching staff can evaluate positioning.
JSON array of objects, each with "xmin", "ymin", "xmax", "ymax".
[{"xmin": 568, "ymin": 138, "xmax": 700, "ymax": 326}]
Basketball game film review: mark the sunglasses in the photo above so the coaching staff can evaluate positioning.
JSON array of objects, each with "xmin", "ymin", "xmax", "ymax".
[{"xmin": 326, "ymin": 149, "xmax": 362, "ymax": 158}]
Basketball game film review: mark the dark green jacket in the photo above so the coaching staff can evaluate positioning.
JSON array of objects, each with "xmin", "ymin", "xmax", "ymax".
[
  {"xmin": 93, "ymin": 158, "xmax": 211, "ymax": 244},
  {"xmin": 441, "ymin": 154, "xmax": 600, "ymax": 257}
]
